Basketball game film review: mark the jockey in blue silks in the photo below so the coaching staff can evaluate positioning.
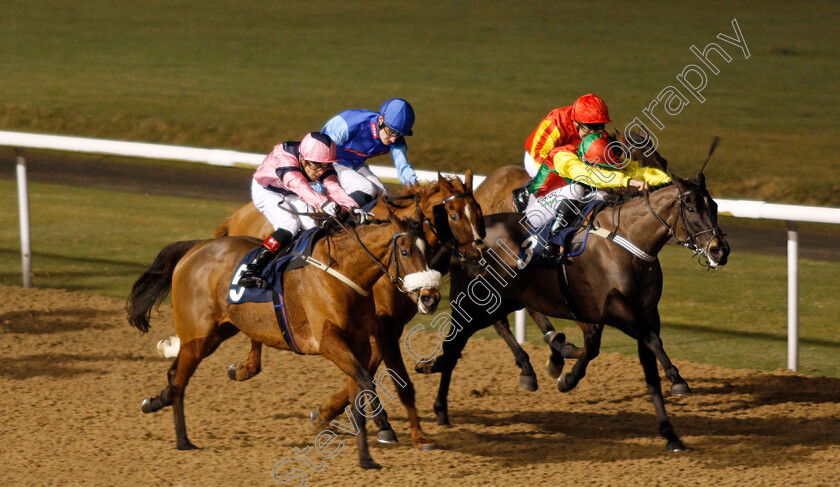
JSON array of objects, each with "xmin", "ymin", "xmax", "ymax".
[{"xmin": 321, "ymin": 98, "xmax": 418, "ymax": 206}]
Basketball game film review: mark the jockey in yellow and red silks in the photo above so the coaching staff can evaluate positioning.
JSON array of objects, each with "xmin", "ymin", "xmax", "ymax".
[{"xmin": 521, "ymin": 94, "xmax": 670, "ymax": 237}]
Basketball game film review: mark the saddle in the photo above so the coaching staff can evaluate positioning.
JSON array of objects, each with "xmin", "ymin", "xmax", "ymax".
[
  {"xmin": 516, "ymin": 200, "xmax": 605, "ymax": 268},
  {"xmin": 227, "ymin": 227, "xmax": 322, "ymax": 304}
]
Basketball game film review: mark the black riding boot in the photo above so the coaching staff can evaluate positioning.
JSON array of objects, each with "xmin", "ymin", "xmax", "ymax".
[
  {"xmin": 544, "ymin": 199, "xmax": 583, "ymax": 262},
  {"xmin": 512, "ymin": 186, "xmax": 530, "ymax": 213},
  {"xmin": 237, "ymin": 229, "xmax": 294, "ymax": 289}
]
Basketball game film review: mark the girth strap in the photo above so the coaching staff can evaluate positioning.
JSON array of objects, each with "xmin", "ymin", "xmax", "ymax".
[
  {"xmin": 589, "ymin": 227, "xmax": 657, "ymax": 263},
  {"xmin": 272, "ymin": 288, "xmax": 304, "ymax": 355}
]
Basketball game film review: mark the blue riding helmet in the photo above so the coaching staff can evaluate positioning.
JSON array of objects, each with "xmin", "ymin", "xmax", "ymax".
[{"xmin": 379, "ymin": 98, "xmax": 415, "ymax": 136}]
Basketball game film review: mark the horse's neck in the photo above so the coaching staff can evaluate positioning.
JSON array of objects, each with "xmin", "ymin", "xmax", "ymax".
[
  {"xmin": 596, "ymin": 188, "xmax": 679, "ymax": 256},
  {"xmin": 315, "ymin": 225, "xmax": 393, "ymax": 289}
]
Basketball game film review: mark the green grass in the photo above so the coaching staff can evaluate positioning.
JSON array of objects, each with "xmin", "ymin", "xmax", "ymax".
[
  {"xmin": 2, "ymin": 1, "xmax": 840, "ymax": 204},
  {"xmin": 2, "ymin": 179, "xmax": 838, "ymax": 377}
]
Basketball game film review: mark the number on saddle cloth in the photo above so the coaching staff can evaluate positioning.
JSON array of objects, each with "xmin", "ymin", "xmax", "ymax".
[{"xmin": 227, "ymin": 227, "xmax": 323, "ymax": 304}]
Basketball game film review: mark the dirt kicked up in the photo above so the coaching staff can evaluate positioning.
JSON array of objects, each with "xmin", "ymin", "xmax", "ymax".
[{"xmin": 1, "ymin": 284, "xmax": 839, "ymax": 486}]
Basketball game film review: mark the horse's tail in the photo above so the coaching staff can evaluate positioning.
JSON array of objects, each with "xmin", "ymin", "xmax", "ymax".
[{"xmin": 126, "ymin": 239, "xmax": 202, "ymax": 334}]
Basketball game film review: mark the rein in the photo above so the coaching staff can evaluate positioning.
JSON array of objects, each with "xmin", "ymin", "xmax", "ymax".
[{"xmin": 330, "ymin": 216, "xmax": 423, "ymax": 295}]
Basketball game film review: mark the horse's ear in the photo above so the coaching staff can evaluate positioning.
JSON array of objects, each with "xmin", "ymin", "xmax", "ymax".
[
  {"xmin": 668, "ymin": 169, "xmax": 686, "ymax": 188},
  {"xmin": 465, "ymin": 168, "xmax": 474, "ymax": 192},
  {"xmin": 414, "ymin": 200, "xmax": 424, "ymax": 222},
  {"xmin": 387, "ymin": 205, "xmax": 402, "ymax": 226},
  {"xmin": 437, "ymin": 172, "xmax": 451, "ymax": 190}
]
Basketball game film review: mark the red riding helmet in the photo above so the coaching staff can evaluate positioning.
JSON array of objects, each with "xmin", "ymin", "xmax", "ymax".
[
  {"xmin": 578, "ymin": 133, "xmax": 622, "ymax": 168},
  {"xmin": 571, "ymin": 94, "xmax": 612, "ymax": 124}
]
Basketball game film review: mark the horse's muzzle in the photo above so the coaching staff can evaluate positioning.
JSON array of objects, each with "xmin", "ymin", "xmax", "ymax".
[
  {"xmin": 418, "ymin": 290, "xmax": 440, "ymax": 314},
  {"xmin": 707, "ymin": 236, "xmax": 730, "ymax": 267}
]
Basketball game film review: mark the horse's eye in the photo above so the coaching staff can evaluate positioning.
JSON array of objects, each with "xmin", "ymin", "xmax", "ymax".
[
  {"xmin": 401, "ymin": 249, "xmax": 409, "ymax": 257},
  {"xmin": 687, "ymin": 207, "xmax": 696, "ymax": 213},
  {"xmin": 450, "ymin": 213, "xmax": 457, "ymax": 220}
]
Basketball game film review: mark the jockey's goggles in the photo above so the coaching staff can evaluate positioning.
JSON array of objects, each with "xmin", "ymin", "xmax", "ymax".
[
  {"xmin": 380, "ymin": 124, "xmax": 404, "ymax": 139},
  {"xmin": 304, "ymin": 159, "xmax": 332, "ymax": 168}
]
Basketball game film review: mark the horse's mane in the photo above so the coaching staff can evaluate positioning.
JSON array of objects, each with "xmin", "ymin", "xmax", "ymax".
[
  {"xmin": 601, "ymin": 182, "xmax": 674, "ymax": 207},
  {"xmin": 386, "ymin": 176, "xmax": 466, "ymax": 208}
]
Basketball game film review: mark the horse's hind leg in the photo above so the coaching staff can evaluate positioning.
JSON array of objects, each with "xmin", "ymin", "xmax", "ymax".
[
  {"xmin": 228, "ymin": 339, "xmax": 263, "ymax": 381},
  {"xmin": 142, "ymin": 356, "xmax": 180, "ymax": 413},
  {"xmin": 637, "ymin": 338, "xmax": 685, "ymax": 451},
  {"xmin": 163, "ymin": 323, "xmax": 238, "ymax": 450},
  {"xmin": 492, "ymin": 315, "xmax": 538, "ymax": 392}
]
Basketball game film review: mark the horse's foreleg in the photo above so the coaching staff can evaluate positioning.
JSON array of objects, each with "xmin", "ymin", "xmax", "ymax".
[
  {"xmin": 492, "ymin": 315, "xmax": 538, "ymax": 392},
  {"xmin": 374, "ymin": 322, "xmax": 436, "ymax": 451},
  {"xmin": 318, "ymin": 323, "xmax": 383, "ymax": 469},
  {"xmin": 557, "ymin": 322, "xmax": 603, "ymax": 392},
  {"xmin": 639, "ymin": 312, "xmax": 691, "ymax": 395},
  {"xmin": 428, "ymin": 327, "xmax": 474, "ymax": 427},
  {"xmin": 228, "ymin": 339, "xmax": 263, "ymax": 381},
  {"xmin": 637, "ymin": 339, "xmax": 685, "ymax": 451}
]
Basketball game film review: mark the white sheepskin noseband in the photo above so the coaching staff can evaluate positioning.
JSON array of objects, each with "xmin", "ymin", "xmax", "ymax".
[{"xmin": 402, "ymin": 270, "xmax": 442, "ymax": 292}]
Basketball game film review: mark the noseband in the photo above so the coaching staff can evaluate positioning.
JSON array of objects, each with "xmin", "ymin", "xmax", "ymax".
[
  {"xmin": 332, "ymin": 216, "xmax": 428, "ymax": 295},
  {"xmin": 645, "ymin": 187, "xmax": 724, "ymax": 267}
]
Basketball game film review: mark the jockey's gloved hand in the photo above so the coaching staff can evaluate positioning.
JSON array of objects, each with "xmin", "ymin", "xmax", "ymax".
[
  {"xmin": 321, "ymin": 201, "xmax": 340, "ymax": 217},
  {"xmin": 351, "ymin": 207, "xmax": 369, "ymax": 224}
]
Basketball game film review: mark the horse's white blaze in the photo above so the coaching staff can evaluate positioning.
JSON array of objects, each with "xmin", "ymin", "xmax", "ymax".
[
  {"xmin": 464, "ymin": 205, "xmax": 480, "ymax": 242},
  {"xmin": 403, "ymin": 270, "xmax": 442, "ymax": 292},
  {"xmin": 414, "ymin": 236, "xmax": 427, "ymax": 266}
]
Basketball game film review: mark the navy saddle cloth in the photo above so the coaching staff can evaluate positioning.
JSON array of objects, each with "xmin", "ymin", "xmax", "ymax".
[
  {"xmin": 517, "ymin": 200, "xmax": 604, "ymax": 267},
  {"xmin": 227, "ymin": 227, "xmax": 321, "ymax": 304}
]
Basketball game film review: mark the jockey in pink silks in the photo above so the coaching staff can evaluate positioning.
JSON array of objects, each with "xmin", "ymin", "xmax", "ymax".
[{"xmin": 237, "ymin": 132, "xmax": 363, "ymax": 289}]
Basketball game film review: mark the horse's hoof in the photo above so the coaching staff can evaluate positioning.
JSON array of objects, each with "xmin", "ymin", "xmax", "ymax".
[
  {"xmin": 436, "ymin": 415, "xmax": 451, "ymax": 427},
  {"xmin": 557, "ymin": 373, "xmax": 575, "ymax": 393},
  {"xmin": 377, "ymin": 429, "xmax": 398, "ymax": 444},
  {"xmin": 227, "ymin": 364, "xmax": 238, "ymax": 381},
  {"xmin": 360, "ymin": 458, "xmax": 383, "ymax": 470},
  {"xmin": 176, "ymin": 441, "xmax": 199, "ymax": 451},
  {"xmin": 414, "ymin": 362, "xmax": 431, "ymax": 374},
  {"xmin": 671, "ymin": 382, "xmax": 692, "ymax": 396},
  {"xmin": 519, "ymin": 374, "xmax": 538, "ymax": 392},
  {"xmin": 667, "ymin": 439, "xmax": 687, "ymax": 452},
  {"xmin": 141, "ymin": 398, "xmax": 153, "ymax": 414},
  {"xmin": 418, "ymin": 443, "xmax": 437, "ymax": 451},
  {"xmin": 310, "ymin": 408, "xmax": 326, "ymax": 427},
  {"xmin": 546, "ymin": 357, "xmax": 563, "ymax": 379}
]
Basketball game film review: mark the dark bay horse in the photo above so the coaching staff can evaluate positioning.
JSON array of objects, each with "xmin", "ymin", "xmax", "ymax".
[
  {"xmin": 127, "ymin": 211, "xmax": 441, "ymax": 470},
  {"xmin": 213, "ymin": 171, "xmax": 486, "ymax": 450},
  {"xmin": 473, "ymin": 132, "xmax": 677, "ymax": 388},
  {"xmin": 416, "ymin": 173, "xmax": 730, "ymax": 451}
]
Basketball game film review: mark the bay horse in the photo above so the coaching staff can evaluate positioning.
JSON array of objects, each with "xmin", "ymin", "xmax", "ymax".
[
  {"xmin": 211, "ymin": 171, "xmax": 486, "ymax": 450},
  {"xmin": 415, "ymin": 171, "xmax": 730, "ymax": 452},
  {"xmin": 472, "ymin": 131, "xmax": 677, "ymax": 390},
  {"xmin": 127, "ymin": 210, "xmax": 441, "ymax": 470}
]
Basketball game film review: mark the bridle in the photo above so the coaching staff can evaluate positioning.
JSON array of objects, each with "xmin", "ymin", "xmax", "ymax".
[
  {"xmin": 429, "ymin": 192, "xmax": 486, "ymax": 263},
  {"xmin": 644, "ymin": 185, "xmax": 724, "ymax": 267},
  {"xmin": 331, "ymin": 216, "xmax": 428, "ymax": 295}
]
